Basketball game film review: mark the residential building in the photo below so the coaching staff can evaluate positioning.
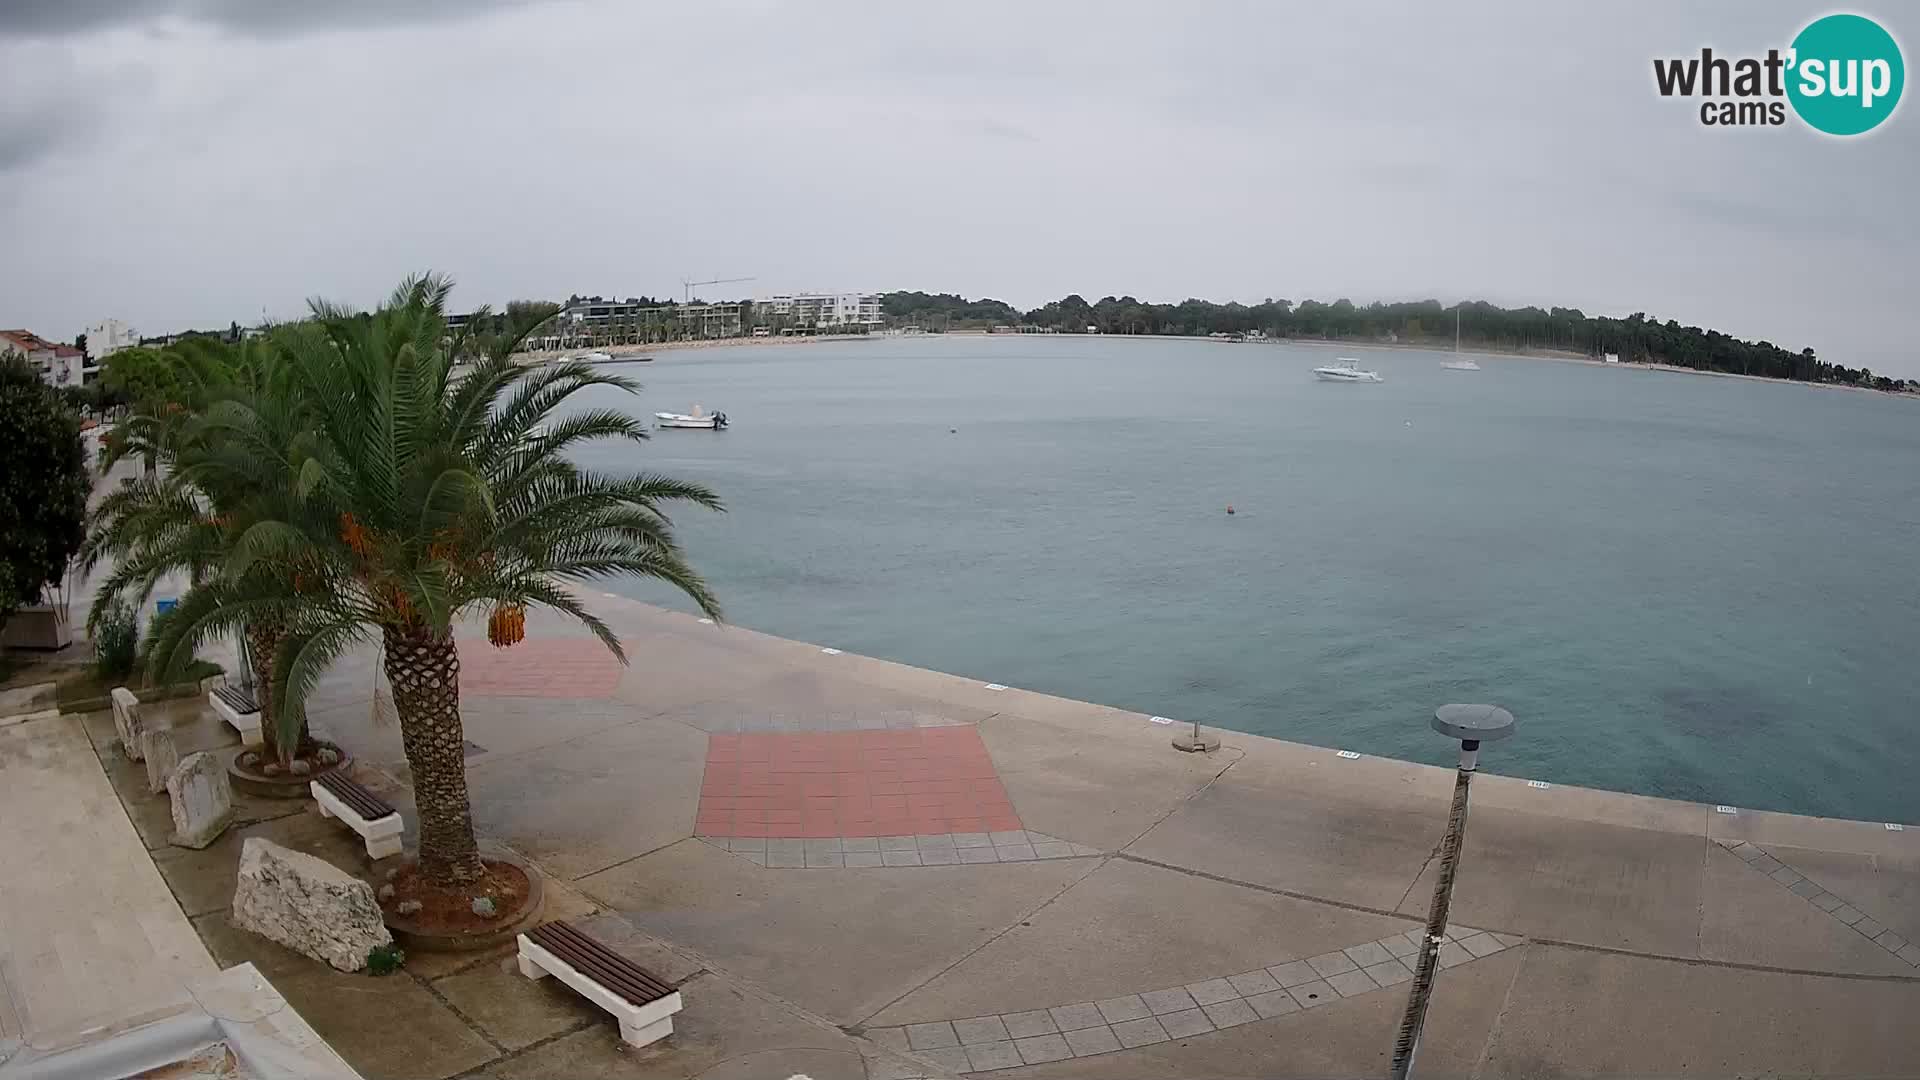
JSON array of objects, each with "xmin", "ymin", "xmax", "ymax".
[
  {"xmin": 84, "ymin": 317, "xmax": 139, "ymax": 358},
  {"xmin": 753, "ymin": 292, "xmax": 883, "ymax": 330},
  {"xmin": 1, "ymin": 329, "xmax": 87, "ymax": 387}
]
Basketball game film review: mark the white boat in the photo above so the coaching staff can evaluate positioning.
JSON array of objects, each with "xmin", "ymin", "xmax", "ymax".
[
  {"xmin": 1440, "ymin": 309, "xmax": 1479, "ymax": 370},
  {"xmin": 579, "ymin": 351, "xmax": 613, "ymax": 362},
  {"xmin": 1313, "ymin": 358, "xmax": 1383, "ymax": 383},
  {"xmin": 655, "ymin": 405, "xmax": 728, "ymax": 430}
]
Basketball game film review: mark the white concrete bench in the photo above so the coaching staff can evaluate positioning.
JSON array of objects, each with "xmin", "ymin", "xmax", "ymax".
[
  {"xmin": 517, "ymin": 920, "xmax": 683, "ymax": 1048},
  {"xmin": 209, "ymin": 684, "xmax": 264, "ymax": 748},
  {"xmin": 310, "ymin": 771, "xmax": 404, "ymax": 859}
]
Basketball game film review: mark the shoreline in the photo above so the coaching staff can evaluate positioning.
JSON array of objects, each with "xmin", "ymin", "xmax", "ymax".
[
  {"xmin": 599, "ymin": 593, "xmax": 1915, "ymax": 845},
  {"xmin": 517, "ymin": 331, "xmax": 1912, "ymax": 399}
]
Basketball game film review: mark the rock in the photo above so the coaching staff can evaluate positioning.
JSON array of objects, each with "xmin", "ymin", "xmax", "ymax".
[
  {"xmin": 377, "ymin": 883, "xmax": 395, "ymax": 901},
  {"xmin": 289, "ymin": 759, "xmax": 312, "ymax": 776},
  {"xmin": 111, "ymin": 686, "xmax": 143, "ymax": 761},
  {"xmin": 167, "ymin": 752, "xmax": 234, "ymax": 849},
  {"xmin": 231, "ymin": 837, "xmax": 393, "ymax": 972},
  {"xmin": 238, "ymin": 750, "xmax": 260, "ymax": 769},
  {"xmin": 262, "ymin": 762, "xmax": 282, "ymax": 776},
  {"xmin": 395, "ymin": 900, "xmax": 422, "ymax": 916},
  {"xmin": 384, "ymin": 867, "xmax": 399, "ymax": 882},
  {"xmin": 470, "ymin": 896, "xmax": 497, "ymax": 918},
  {"xmin": 316, "ymin": 747, "xmax": 341, "ymax": 766},
  {"xmin": 140, "ymin": 728, "xmax": 180, "ymax": 795}
]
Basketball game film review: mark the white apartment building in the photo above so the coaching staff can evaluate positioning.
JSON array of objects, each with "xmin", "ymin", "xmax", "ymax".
[
  {"xmin": 754, "ymin": 292, "xmax": 883, "ymax": 330},
  {"xmin": 85, "ymin": 317, "xmax": 139, "ymax": 358}
]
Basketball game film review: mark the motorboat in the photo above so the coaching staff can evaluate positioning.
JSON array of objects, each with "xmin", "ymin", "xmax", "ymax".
[
  {"xmin": 655, "ymin": 405, "xmax": 727, "ymax": 430},
  {"xmin": 1313, "ymin": 358, "xmax": 1383, "ymax": 382}
]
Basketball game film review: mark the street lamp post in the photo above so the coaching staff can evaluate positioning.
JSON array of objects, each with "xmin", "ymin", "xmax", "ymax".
[{"xmin": 1388, "ymin": 703, "xmax": 1516, "ymax": 1080}]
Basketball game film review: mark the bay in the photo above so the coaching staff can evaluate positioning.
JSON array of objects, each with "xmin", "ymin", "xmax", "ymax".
[{"xmin": 562, "ymin": 335, "xmax": 1920, "ymax": 824}]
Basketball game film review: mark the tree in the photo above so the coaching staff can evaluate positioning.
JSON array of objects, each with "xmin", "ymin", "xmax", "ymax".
[
  {"xmin": 0, "ymin": 356, "xmax": 89, "ymax": 620},
  {"xmin": 75, "ymin": 333, "xmax": 89, "ymax": 359},
  {"xmin": 152, "ymin": 274, "xmax": 724, "ymax": 888},
  {"xmin": 83, "ymin": 335, "xmax": 325, "ymax": 765}
]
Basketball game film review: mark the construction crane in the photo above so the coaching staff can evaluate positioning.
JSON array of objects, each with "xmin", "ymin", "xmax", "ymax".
[{"xmin": 681, "ymin": 276, "xmax": 756, "ymax": 303}]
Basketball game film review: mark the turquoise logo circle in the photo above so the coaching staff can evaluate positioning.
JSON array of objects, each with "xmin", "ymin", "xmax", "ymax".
[{"xmin": 1787, "ymin": 14, "xmax": 1904, "ymax": 135}]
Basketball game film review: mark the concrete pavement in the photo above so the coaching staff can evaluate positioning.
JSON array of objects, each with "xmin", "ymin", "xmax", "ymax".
[{"xmin": 239, "ymin": 596, "xmax": 1920, "ymax": 1075}]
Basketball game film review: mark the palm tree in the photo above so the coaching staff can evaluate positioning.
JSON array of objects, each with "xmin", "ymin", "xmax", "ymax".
[
  {"xmin": 155, "ymin": 275, "xmax": 722, "ymax": 887},
  {"xmin": 84, "ymin": 336, "xmax": 327, "ymax": 765}
]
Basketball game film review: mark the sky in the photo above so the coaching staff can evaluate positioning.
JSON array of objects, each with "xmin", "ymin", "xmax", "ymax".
[{"xmin": 1, "ymin": 1, "xmax": 1915, "ymax": 374}]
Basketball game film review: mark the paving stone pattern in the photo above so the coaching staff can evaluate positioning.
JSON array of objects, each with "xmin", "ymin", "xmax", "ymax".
[
  {"xmin": 866, "ymin": 925, "xmax": 1523, "ymax": 1072},
  {"xmin": 454, "ymin": 636, "xmax": 625, "ymax": 698},
  {"xmin": 1720, "ymin": 839, "xmax": 1920, "ymax": 967},
  {"xmin": 702, "ymin": 830, "xmax": 1100, "ymax": 868},
  {"xmin": 696, "ymin": 728, "xmax": 1024, "ymax": 837}
]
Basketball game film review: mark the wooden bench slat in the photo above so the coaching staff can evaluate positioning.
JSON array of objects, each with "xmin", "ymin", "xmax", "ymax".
[
  {"xmin": 314, "ymin": 770, "xmax": 397, "ymax": 821},
  {"xmin": 212, "ymin": 684, "xmax": 259, "ymax": 713},
  {"xmin": 527, "ymin": 921, "xmax": 673, "ymax": 1004},
  {"xmin": 530, "ymin": 923, "xmax": 674, "ymax": 1001}
]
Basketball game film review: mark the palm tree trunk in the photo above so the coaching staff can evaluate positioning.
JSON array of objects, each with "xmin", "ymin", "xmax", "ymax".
[
  {"xmin": 243, "ymin": 616, "xmax": 296, "ymax": 764},
  {"xmin": 382, "ymin": 623, "xmax": 485, "ymax": 884}
]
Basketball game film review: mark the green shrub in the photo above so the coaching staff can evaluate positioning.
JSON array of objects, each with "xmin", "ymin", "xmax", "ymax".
[
  {"xmin": 366, "ymin": 943, "xmax": 406, "ymax": 976},
  {"xmin": 92, "ymin": 600, "xmax": 139, "ymax": 681}
]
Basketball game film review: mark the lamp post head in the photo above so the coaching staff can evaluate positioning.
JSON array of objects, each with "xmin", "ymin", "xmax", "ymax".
[{"xmin": 1432, "ymin": 704, "xmax": 1516, "ymax": 747}]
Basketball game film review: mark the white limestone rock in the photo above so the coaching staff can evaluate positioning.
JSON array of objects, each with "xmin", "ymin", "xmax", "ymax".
[
  {"xmin": 167, "ymin": 750, "xmax": 233, "ymax": 848},
  {"xmin": 140, "ymin": 727, "xmax": 180, "ymax": 795},
  {"xmin": 231, "ymin": 837, "xmax": 393, "ymax": 972},
  {"xmin": 111, "ymin": 686, "xmax": 143, "ymax": 760}
]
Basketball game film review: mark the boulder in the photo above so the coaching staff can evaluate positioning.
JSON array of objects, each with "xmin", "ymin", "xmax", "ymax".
[
  {"xmin": 167, "ymin": 751, "xmax": 233, "ymax": 849},
  {"xmin": 231, "ymin": 837, "xmax": 393, "ymax": 972},
  {"xmin": 140, "ymin": 728, "xmax": 180, "ymax": 795},
  {"xmin": 111, "ymin": 686, "xmax": 143, "ymax": 760}
]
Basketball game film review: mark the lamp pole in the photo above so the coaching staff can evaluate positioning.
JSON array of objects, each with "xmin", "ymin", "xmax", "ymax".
[{"xmin": 1388, "ymin": 704, "xmax": 1516, "ymax": 1080}]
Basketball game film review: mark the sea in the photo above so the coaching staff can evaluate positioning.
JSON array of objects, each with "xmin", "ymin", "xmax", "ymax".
[{"xmin": 560, "ymin": 335, "xmax": 1920, "ymax": 825}]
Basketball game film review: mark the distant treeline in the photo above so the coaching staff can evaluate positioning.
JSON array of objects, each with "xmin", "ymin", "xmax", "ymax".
[{"xmin": 881, "ymin": 292, "xmax": 1907, "ymax": 391}]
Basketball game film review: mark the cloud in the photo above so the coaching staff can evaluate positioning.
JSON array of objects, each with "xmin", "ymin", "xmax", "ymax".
[{"xmin": 0, "ymin": 0, "xmax": 547, "ymax": 38}]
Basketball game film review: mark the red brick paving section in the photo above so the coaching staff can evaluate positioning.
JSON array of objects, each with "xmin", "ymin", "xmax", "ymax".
[
  {"xmin": 697, "ymin": 728, "xmax": 1022, "ymax": 838},
  {"xmin": 455, "ymin": 637, "xmax": 625, "ymax": 698}
]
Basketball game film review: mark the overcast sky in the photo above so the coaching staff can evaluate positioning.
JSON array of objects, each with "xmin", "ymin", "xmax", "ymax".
[{"xmin": 1, "ymin": 1, "xmax": 1914, "ymax": 373}]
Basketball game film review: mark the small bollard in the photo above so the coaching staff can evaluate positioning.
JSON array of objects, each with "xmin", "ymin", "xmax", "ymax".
[{"xmin": 1171, "ymin": 718, "xmax": 1219, "ymax": 753}]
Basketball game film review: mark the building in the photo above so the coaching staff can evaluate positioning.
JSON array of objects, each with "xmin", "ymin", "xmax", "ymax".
[
  {"xmin": 753, "ymin": 292, "xmax": 883, "ymax": 331},
  {"xmin": 1, "ymin": 329, "xmax": 88, "ymax": 387},
  {"xmin": 523, "ymin": 299, "xmax": 744, "ymax": 351},
  {"xmin": 84, "ymin": 318, "xmax": 139, "ymax": 358}
]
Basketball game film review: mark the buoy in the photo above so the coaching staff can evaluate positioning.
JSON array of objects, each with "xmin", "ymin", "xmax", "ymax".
[
  {"xmin": 1225, "ymin": 504, "xmax": 1235, "ymax": 515},
  {"xmin": 949, "ymin": 428, "xmax": 957, "ymax": 434}
]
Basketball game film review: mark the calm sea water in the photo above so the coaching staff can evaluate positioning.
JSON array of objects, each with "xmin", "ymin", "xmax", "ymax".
[{"xmin": 562, "ymin": 336, "xmax": 1920, "ymax": 824}]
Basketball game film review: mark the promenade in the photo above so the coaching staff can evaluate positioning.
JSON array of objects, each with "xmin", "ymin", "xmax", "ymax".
[{"xmin": 273, "ymin": 594, "xmax": 1920, "ymax": 1078}]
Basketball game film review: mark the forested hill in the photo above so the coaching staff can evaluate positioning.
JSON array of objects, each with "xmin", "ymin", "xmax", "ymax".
[{"xmin": 881, "ymin": 292, "xmax": 1901, "ymax": 390}]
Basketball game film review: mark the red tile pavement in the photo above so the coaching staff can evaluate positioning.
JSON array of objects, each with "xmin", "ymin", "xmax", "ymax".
[
  {"xmin": 455, "ymin": 637, "xmax": 625, "ymax": 699},
  {"xmin": 696, "ymin": 728, "xmax": 1022, "ymax": 838}
]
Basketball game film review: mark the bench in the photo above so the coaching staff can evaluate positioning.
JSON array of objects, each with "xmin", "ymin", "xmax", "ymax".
[
  {"xmin": 209, "ymin": 683, "xmax": 264, "ymax": 748},
  {"xmin": 517, "ymin": 920, "xmax": 683, "ymax": 1048},
  {"xmin": 310, "ymin": 770, "xmax": 404, "ymax": 859}
]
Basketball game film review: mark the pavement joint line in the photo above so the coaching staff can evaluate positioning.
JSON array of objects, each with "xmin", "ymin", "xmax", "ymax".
[
  {"xmin": 573, "ymin": 834, "xmax": 713, "ymax": 883},
  {"xmin": 697, "ymin": 831, "xmax": 1106, "ymax": 869},
  {"xmin": 1716, "ymin": 839, "xmax": 1920, "ymax": 969},
  {"xmin": 863, "ymin": 927, "xmax": 1523, "ymax": 1070},
  {"xmin": 444, "ymin": 1016, "xmax": 600, "ymax": 1080},
  {"xmin": 1113, "ymin": 749, "xmax": 1244, "ymax": 854},
  {"xmin": 414, "ymin": 966, "xmax": 510, "ymax": 1056},
  {"xmin": 853, "ymin": 856, "xmax": 1108, "ymax": 1028},
  {"xmin": 1527, "ymin": 935, "xmax": 1920, "ymax": 981}
]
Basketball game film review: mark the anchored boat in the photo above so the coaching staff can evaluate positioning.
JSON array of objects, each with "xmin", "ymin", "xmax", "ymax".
[
  {"xmin": 1313, "ymin": 358, "xmax": 1384, "ymax": 383},
  {"xmin": 655, "ymin": 405, "xmax": 728, "ymax": 430}
]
